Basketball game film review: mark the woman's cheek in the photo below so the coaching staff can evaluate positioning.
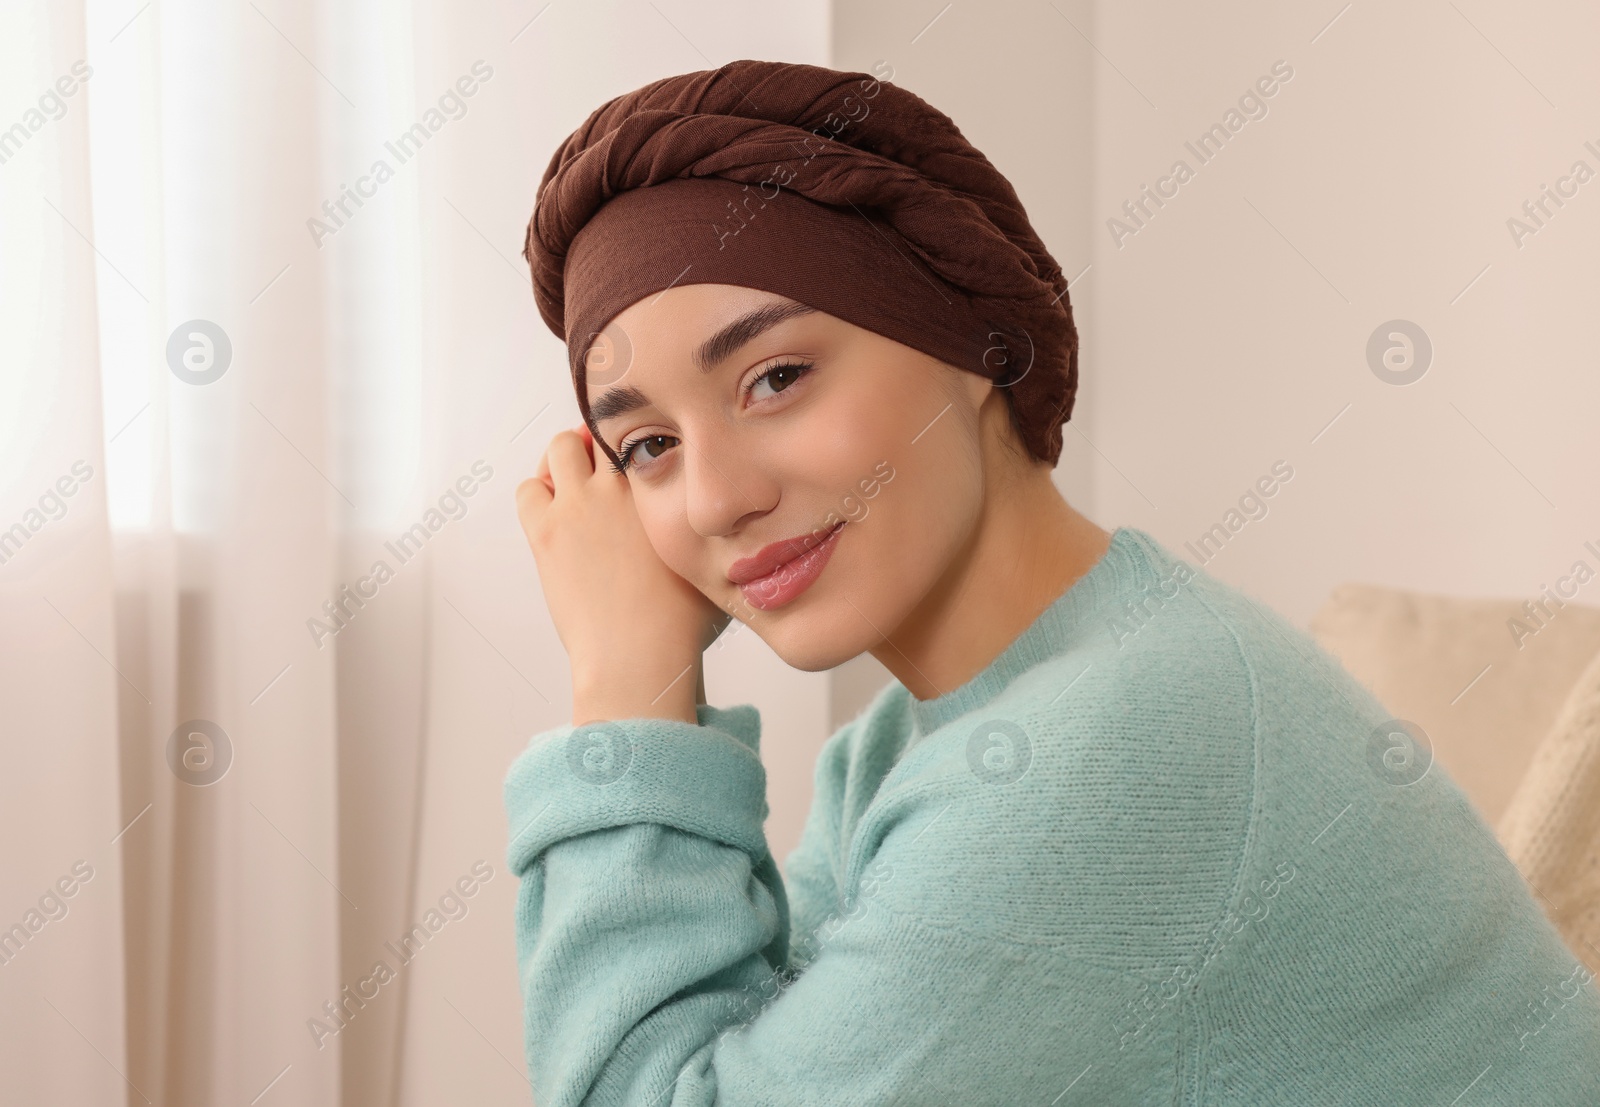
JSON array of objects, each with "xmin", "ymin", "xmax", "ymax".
[{"xmin": 638, "ymin": 504, "xmax": 699, "ymax": 582}]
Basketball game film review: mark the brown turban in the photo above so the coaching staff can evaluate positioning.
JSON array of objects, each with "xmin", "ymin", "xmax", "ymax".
[{"xmin": 522, "ymin": 59, "xmax": 1079, "ymax": 469}]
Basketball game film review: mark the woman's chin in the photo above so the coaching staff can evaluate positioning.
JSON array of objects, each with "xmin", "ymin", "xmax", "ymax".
[{"xmin": 754, "ymin": 613, "xmax": 879, "ymax": 674}]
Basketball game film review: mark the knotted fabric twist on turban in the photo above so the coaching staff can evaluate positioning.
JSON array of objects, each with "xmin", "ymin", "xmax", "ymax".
[{"xmin": 522, "ymin": 58, "xmax": 1079, "ymax": 469}]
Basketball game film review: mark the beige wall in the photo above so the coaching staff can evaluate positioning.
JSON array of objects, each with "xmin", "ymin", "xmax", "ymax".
[{"xmin": 832, "ymin": 0, "xmax": 1600, "ymax": 724}]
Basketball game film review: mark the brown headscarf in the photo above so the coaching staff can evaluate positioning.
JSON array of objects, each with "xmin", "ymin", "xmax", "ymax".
[{"xmin": 523, "ymin": 59, "xmax": 1079, "ymax": 468}]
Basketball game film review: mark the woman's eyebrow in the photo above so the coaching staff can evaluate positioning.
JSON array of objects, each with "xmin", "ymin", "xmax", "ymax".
[
  {"xmin": 691, "ymin": 300, "xmax": 817, "ymax": 373},
  {"xmin": 587, "ymin": 383, "xmax": 652, "ymax": 427},
  {"xmin": 588, "ymin": 300, "xmax": 818, "ymax": 425}
]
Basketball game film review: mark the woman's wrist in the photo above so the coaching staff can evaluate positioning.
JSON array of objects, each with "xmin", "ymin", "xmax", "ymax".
[{"xmin": 572, "ymin": 661, "xmax": 701, "ymax": 727}]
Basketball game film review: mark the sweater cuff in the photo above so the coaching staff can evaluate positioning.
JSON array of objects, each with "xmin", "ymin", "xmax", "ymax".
[{"xmin": 502, "ymin": 703, "xmax": 767, "ymax": 879}]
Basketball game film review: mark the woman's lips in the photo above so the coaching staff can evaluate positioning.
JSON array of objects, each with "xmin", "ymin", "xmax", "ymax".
[{"xmin": 732, "ymin": 521, "xmax": 845, "ymax": 611}]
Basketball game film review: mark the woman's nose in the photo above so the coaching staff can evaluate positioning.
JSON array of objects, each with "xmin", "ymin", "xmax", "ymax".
[{"xmin": 682, "ymin": 434, "xmax": 772, "ymax": 539}]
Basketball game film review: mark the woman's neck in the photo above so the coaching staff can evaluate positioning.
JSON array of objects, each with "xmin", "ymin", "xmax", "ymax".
[{"xmin": 873, "ymin": 463, "xmax": 1113, "ymax": 703}]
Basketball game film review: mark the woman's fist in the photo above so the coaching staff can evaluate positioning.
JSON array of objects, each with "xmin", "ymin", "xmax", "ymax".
[{"xmin": 516, "ymin": 424, "xmax": 727, "ymax": 723}]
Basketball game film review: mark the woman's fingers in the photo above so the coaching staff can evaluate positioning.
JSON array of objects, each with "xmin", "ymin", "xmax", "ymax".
[
  {"xmin": 521, "ymin": 425, "xmax": 594, "ymax": 543},
  {"xmin": 544, "ymin": 427, "xmax": 597, "ymax": 490},
  {"xmin": 514, "ymin": 476, "xmax": 552, "ymax": 546},
  {"xmin": 533, "ymin": 441, "xmax": 554, "ymax": 491}
]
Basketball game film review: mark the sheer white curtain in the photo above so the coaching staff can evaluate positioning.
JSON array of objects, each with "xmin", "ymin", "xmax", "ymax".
[
  {"xmin": 1, "ymin": 2, "xmax": 830, "ymax": 1104},
  {"xmin": 5, "ymin": 0, "xmax": 422, "ymax": 1102},
  {"xmin": 0, "ymin": 2, "xmax": 129, "ymax": 1103}
]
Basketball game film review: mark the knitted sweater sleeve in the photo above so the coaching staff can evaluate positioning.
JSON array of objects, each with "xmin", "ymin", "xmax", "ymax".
[
  {"xmin": 772, "ymin": 723, "xmax": 849, "ymax": 978},
  {"xmin": 502, "ymin": 699, "xmax": 1183, "ymax": 1107}
]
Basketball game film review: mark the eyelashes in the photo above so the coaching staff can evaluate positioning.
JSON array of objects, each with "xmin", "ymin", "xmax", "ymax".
[
  {"xmin": 609, "ymin": 434, "xmax": 666, "ymax": 476},
  {"xmin": 610, "ymin": 358, "xmax": 816, "ymax": 475},
  {"xmin": 741, "ymin": 357, "xmax": 816, "ymax": 402}
]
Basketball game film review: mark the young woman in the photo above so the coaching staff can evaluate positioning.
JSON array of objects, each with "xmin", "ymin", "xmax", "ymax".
[{"xmin": 507, "ymin": 60, "xmax": 1600, "ymax": 1105}]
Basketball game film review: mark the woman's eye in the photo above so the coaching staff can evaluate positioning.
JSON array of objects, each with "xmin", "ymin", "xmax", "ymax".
[
  {"xmin": 745, "ymin": 360, "xmax": 814, "ymax": 402},
  {"xmin": 616, "ymin": 434, "xmax": 678, "ymax": 473},
  {"xmin": 614, "ymin": 362, "xmax": 813, "ymax": 475}
]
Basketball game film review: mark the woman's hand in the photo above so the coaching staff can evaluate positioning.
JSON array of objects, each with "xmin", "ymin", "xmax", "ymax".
[{"xmin": 516, "ymin": 424, "xmax": 729, "ymax": 725}]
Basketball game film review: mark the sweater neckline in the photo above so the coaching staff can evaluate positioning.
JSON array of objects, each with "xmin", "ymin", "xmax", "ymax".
[{"xmin": 905, "ymin": 525, "xmax": 1148, "ymax": 739}]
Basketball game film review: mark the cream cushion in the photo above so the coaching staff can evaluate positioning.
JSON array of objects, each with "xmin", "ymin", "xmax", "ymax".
[{"xmin": 1498, "ymin": 645, "xmax": 1600, "ymax": 972}]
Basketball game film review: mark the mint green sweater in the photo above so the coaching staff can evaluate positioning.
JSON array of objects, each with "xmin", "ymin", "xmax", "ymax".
[{"xmin": 503, "ymin": 525, "xmax": 1600, "ymax": 1104}]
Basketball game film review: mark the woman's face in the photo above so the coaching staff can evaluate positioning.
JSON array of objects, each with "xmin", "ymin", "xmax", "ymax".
[{"xmin": 584, "ymin": 283, "xmax": 998, "ymax": 672}]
